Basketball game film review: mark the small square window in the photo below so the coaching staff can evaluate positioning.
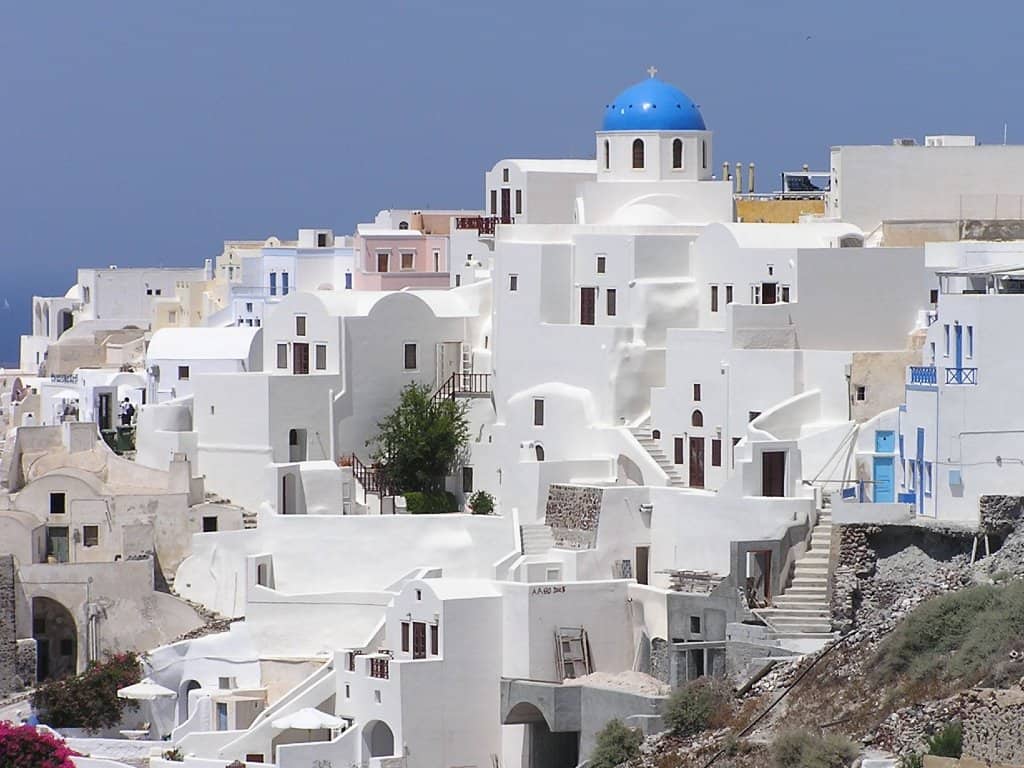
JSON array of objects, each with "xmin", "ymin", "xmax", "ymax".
[
  {"xmin": 509, "ymin": 274, "xmax": 518, "ymax": 292},
  {"xmin": 82, "ymin": 525, "xmax": 99, "ymax": 547},
  {"xmin": 146, "ymin": 289, "xmax": 153, "ymax": 296},
  {"xmin": 277, "ymin": 343, "xmax": 288, "ymax": 369},
  {"xmin": 50, "ymin": 492, "xmax": 66, "ymax": 516},
  {"xmin": 596, "ymin": 256, "xmax": 606, "ymax": 274},
  {"xmin": 202, "ymin": 516, "xmax": 218, "ymax": 533},
  {"xmin": 155, "ymin": 289, "xmax": 162, "ymax": 296},
  {"xmin": 296, "ymin": 316, "xmax": 306, "ymax": 336},
  {"xmin": 856, "ymin": 386, "xmax": 866, "ymax": 401},
  {"xmin": 315, "ymin": 344, "xmax": 327, "ymax": 370},
  {"xmin": 690, "ymin": 616, "xmax": 702, "ymax": 634},
  {"xmin": 534, "ymin": 398, "xmax": 545, "ymax": 426},
  {"xmin": 178, "ymin": 365, "xmax": 190, "ymax": 381},
  {"xmin": 400, "ymin": 251, "xmax": 415, "ymax": 270},
  {"xmin": 404, "ymin": 343, "xmax": 417, "ymax": 370}
]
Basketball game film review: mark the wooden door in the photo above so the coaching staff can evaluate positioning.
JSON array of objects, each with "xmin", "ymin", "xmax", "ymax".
[
  {"xmin": 674, "ymin": 437, "xmax": 684, "ymax": 464},
  {"xmin": 689, "ymin": 437, "xmax": 705, "ymax": 488},
  {"xmin": 293, "ymin": 343, "xmax": 309, "ymax": 375},
  {"xmin": 412, "ymin": 622, "xmax": 427, "ymax": 660},
  {"xmin": 762, "ymin": 282, "xmax": 777, "ymax": 304},
  {"xmin": 500, "ymin": 188, "xmax": 511, "ymax": 222},
  {"xmin": 377, "ymin": 252, "xmax": 389, "ymax": 272},
  {"xmin": 762, "ymin": 451, "xmax": 786, "ymax": 496},
  {"xmin": 635, "ymin": 546, "xmax": 649, "ymax": 585},
  {"xmin": 580, "ymin": 288, "xmax": 596, "ymax": 325}
]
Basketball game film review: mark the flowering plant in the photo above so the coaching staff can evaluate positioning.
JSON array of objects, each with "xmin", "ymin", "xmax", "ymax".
[{"xmin": 0, "ymin": 720, "xmax": 78, "ymax": 768}]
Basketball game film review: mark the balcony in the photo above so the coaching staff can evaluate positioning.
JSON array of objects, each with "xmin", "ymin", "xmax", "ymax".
[
  {"xmin": 945, "ymin": 367, "xmax": 978, "ymax": 385},
  {"xmin": 454, "ymin": 215, "xmax": 513, "ymax": 236},
  {"xmin": 908, "ymin": 366, "xmax": 937, "ymax": 386}
]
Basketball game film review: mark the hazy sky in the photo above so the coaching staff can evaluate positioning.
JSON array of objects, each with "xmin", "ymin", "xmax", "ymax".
[{"xmin": 2, "ymin": 0, "xmax": 1022, "ymax": 362}]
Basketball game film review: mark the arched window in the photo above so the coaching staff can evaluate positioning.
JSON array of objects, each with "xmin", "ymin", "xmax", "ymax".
[
  {"xmin": 652, "ymin": 429, "xmax": 661, "ymax": 440},
  {"xmin": 691, "ymin": 410, "xmax": 703, "ymax": 427},
  {"xmin": 398, "ymin": 221, "xmax": 409, "ymax": 230},
  {"xmin": 535, "ymin": 444, "xmax": 545, "ymax": 461},
  {"xmin": 701, "ymin": 140, "xmax": 708, "ymax": 169},
  {"xmin": 672, "ymin": 139, "xmax": 683, "ymax": 169},
  {"xmin": 603, "ymin": 140, "xmax": 610, "ymax": 170},
  {"xmin": 632, "ymin": 138, "xmax": 645, "ymax": 169}
]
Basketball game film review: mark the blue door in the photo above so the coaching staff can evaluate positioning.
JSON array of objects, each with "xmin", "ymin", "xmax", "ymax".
[
  {"xmin": 873, "ymin": 456, "xmax": 895, "ymax": 502},
  {"xmin": 875, "ymin": 430, "xmax": 895, "ymax": 453}
]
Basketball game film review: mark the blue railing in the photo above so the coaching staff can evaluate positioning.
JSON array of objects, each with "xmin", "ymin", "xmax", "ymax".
[
  {"xmin": 945, "ymin": 367, "xmax": 978, "ymax": 385},
  {"xmin": 909, "ymin": 366, "xmax": 937, "ymax": 385}
]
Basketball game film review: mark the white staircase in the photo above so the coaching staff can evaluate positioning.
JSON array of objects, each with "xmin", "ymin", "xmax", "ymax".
[
  {"xmin": 628, "ymin": 422, "xmax": 685, "ymax": 487},
  {"xmin": 520, "ymin": 523, "xmax": 555, "ymax": 555},
  {"xmin": 755, "ymin": 509, "xmax": 834, "ymax": 638}
]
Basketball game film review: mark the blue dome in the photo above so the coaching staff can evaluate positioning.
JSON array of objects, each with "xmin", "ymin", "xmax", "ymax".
[{"xmin": 602, "ymin": 78, "xmax": 706, "ymax": 132}]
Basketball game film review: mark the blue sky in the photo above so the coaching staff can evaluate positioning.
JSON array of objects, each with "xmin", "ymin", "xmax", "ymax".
[{"xmin": 1, "ymin": 0, "xmax": 1021, "ymax": 363}]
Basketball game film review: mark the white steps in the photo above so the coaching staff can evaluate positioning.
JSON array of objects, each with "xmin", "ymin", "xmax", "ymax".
[
  {"xmin": 521, "ymin": 524, "xmax": 555, "ymax": 555},
  {"xmin": 628, "ymin": 425, "xmax": 686, "ymax": 488}
]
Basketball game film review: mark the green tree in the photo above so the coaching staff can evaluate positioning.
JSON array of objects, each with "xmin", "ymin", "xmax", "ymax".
[
  {"xmin": 369, "ymin": 384, "xmax": 469, "ymax": 494},
  {"xmin": 32, "ymin": 652, "xmax": 141, "ymax": 732},
  {"xmin": 589, "ymin": 719, "xmax": 643, "ymax": 768}
]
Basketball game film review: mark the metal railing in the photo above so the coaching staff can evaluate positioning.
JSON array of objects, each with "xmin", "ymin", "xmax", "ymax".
[
  {"xmin": 350, "ymin": 454, "xmax": 393, "ymax": 499},
  {"xmin": 908, "ymin": 366, "xmax": 937, "ymax": 385},
  {"xmin": 431, "ymin": 372, "xmax": 491, "ymax": 404},
  {"xmin": 454, "ymin": 215, "xmax": 513, "ymax": 235},
  {"xmin": 946, "ymin": 367, "xmax": 978, "ymax": 385}
]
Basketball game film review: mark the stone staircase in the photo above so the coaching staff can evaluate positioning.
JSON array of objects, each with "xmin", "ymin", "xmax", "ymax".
[
  {"xmin": 520, "ymin": 523, "xmax": 555, "ymax": 555},
  {"xmin": 755, "ymin": 509, "xmax": 834, "ymax": 638},
  {"xmin": 628, "ymin": 421, "xmax": 685, "ymax": 488},
  {"xmin": 242, "ymin": 510, "xmax": 258, "ymax": 529}
]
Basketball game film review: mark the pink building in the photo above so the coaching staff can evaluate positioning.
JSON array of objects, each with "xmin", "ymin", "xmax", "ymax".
[{"xmin": 353, "ymin": 224, "xmax": 451, "ymax": 291}]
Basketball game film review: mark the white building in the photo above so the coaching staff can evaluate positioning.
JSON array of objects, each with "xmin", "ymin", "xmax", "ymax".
[{"xmin": 146, "ymin": 326, "xmax": 262, "ymax": 403}]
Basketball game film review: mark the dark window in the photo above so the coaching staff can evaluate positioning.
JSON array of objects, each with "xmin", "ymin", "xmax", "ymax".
[
  {"xmin": 282, "ymin": 272, "xmax": 289, "ymax": 295},
  {"xmin": 502, "ymin": 168, "xmax": 509, "ymax": 183},
  {"xmin": 377, "ymin": 252, "xmax": 389, "ymax": 272},
  {"xmin": 672, "ymin": 138, "xmax": 683, "ymax": 169},
  {"xmin": 535, "ymin": 444, "xmax": 545, "ymax": 461},
  {"xmin": 401, "ymin": 622, "xmax": 410, "ymax": 653},
  {"xmin": 691, "ymin": 410, "xmax": 703, "ymax": 427},
  {"xmin": 534, "ymin": 399, "xmax": 544, "ymax": 426},
  {"xmin": 155, "ymin": 289, "xmax": 162, "ymax": 296},
  {"xmin": 455, "ymin": 275, "xmax": 461, "ymax": 287},
  {"xmin": 597, "ymin": 256, "xmax": 606, "ymax": 274},
  {"xmin": 711, "ymin": 285, "xmax": 719, "ymax": 313},
  {"xmin": 509, "ymin": 274, "xmax": 518, "ymax": 292},
  {"xmin": 693, "ymin": 383, "xmax": 701, "ymax": 401},
  {"xmin": 462, "ymin": 466, "xmax": 473, "ymax": 493},
  {"xmin": 400, "ymin": 252, "xmax": 414, "ymax": 270},
  {"xmin": 269, "ymin": 272, "xmax": 277, "ymax": 296},
  {"xmin": 930, "ymin": 289, "xmax": 939, "ymax": 304},
  {"xmin": 711, "ymin": 439, "xmax": 722, "ymax": 467},
  {"xmin": 490, "ymin": 189, "xmax": 497, "ymax": 215},
  {"xmin": 515, "ymin": 189, "xmax": 522, "ymax": 215},
  {"xmin": 781, "ymin": 285, "xmax": 791, "ymax": 303},
  {"xmin": 430, "ymin": 623, "xmax": 439, "ymax": 655},
  {"xmin": 315, "ymin": 344, "xmax": 327, "ymax": 370},
  {"xmin": 690, "ymin": 616, "xmax": 702, "ymax": 634},
  {"xmin": 82, "ymin": 525, "xmax": 99, "ymax": 547},
  {"xmin": 856, "ymin": 386, "xmax": 866, "ymax": 401},
  {"xmin": 202, "ymin": 516, "xmax": 218, "ymax": 533},
  {"xmin": 277, "ymin": 343, "xmax": 288, "ymax": 369},
  {"xmin": 50, "ymin": 492, "xmax": 66, "ymax": 516},
  {"xmin": 345, "ymin": 273, "xmax": 352, "ymax": 289},
  {"xmin": 404, "ymin": 343, "xmax": 417, "ymax": 370},
  {"xmin": 178, "ymin": 365, "xmax": 190, "ymax": 381},
  {"xmin": 606, "ymin": 289, "xmax": 617, "ymax": 316},
  {"xmin": 701, "ymin": 140, "xmax": 708, "ymax": 169},
  {"xmin": 317, "ymin": 232, "xmax": 327, "ymax": 247},
  {"xmin": 296, "ymin": 316, "xmax": 306, "ymax": 336},
  {"xmin": 725, "ymin": 285, "xmax": 734, "ymax": 304},
  {"xmin": 347, "ymin": 652, "xmax": 356, "ymax": 672},
  {"xmin": 603, "ymin": 139, "xmax": 610, "ymax": 169},
  {"xmin": 146, "ymin": 289, "xmax": 153, "ymax": 296},
  {"xmin": 674, "ymin": 437, "xmax": 684, "ymax": 464},
  {"xmin": 632, "ymin": 138, "xmax": 645, "ymax": 169}
]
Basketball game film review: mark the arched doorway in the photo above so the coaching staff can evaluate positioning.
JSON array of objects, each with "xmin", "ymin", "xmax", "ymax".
[
  {"xmin": 504, "ymin": 702, "xmax": 579, "ymax": 768},
  {"xmin": 179, "ymin": 679, "xmax": 201, "ymax": 724},
  {"xmin": 363, "ymin": 719, "xmax": 395, "ymax": 758},
  {"xmin": 32, "ymin": 597, "xmax": 77, "ymax": 681}
]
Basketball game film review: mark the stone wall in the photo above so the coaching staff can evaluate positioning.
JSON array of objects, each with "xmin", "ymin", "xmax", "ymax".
[
  {"xmin": 979, "ymin": 495, "xmax": 1024, "ymax": 537},
  {"xmin": 543, "ymin": 484, "xmax": 604, "ymax": 549},
  {"xmin": 0, "ymin": 554, "xmax": 18, "ymax": 693}
]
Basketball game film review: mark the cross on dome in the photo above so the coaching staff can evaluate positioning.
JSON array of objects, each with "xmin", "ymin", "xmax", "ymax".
[{"xmin": 647, "ymin": 65, "xmax": 658, "ymax": 79}]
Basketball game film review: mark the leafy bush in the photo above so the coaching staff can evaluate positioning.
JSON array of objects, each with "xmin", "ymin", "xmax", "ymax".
[
  {"xmin": 898, "ymin": 754, "xmax": 923, "ymax": 768},
  {"xmin": 926, "ymin": 722, "xmax": 963, "ymax": 758},
  {"xmin": 873, "ymin": 581, "xmax": 1024, "ymax": 686},
  {"xmin": 662, "ymin": 678, "xmax": 732, "ymax": 737},
  {"xmin": 404, "ymin": 490, "xmax": 458, "ymax": 514},
  {"xmin": 32, "ymin": 652, "xmax": 141, "ymax": 732},
  {"xmin": 468, "ymin": 490, "xmax": 495, "ymax": 515},
  {"xmin": 770, "ymin": 729, "xmax": 858, "ymax": 768},
  {"xmin": 589, "ymin": 719, "xmax": 642, "ymax": 768},
  {"xmin": 0, "ymin": 721, "xmax": 78, "ymax": 768}
]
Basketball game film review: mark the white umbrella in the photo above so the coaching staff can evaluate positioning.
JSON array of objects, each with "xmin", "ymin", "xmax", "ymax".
[
  {"xmin": 117, "ymin": 678, "xmax": 177, "ymax": 701},
  {"xmin": 272, "ymin": 707, "xmax": 344, "ymax": 731}
]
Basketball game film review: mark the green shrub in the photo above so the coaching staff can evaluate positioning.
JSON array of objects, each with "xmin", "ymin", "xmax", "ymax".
[
  {"xmin": 404, "ymin": 490, "xmax": 458, "ymax": 514},
  {"xmin": 926, "ymin": 722, "xmax": 963, "ymax": 758},
  {"xmin": 589, "ymin": 719, "xmax": 643, "ymax": 768},
  {"xmin": 898, "ymin": 754, "xmax": 924, "ymax": 768},
  {"xmin": 32, "ymin": 652, "xmax": 141, "ymax": 732},
  {"xmin": 468, "ymin": 490, "xmax": 495, "ymax": 515},
  {"xmin": 873, "ymin": 581, "xmax": 1024, "ymax": 686},
  {"xmin": 662, "ymin": 677, "xmax": 731, "ymax": 737},
  {"xmin": 770, "ymin": 729, "xmax": 858, "ymax": 768}
]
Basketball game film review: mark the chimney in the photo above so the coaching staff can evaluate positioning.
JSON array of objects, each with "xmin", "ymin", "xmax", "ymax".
[
  {"xmin": 722, "ymin": 161, "xmax": 730, "ymax": 182},
  {"xmin": 748, "ymin": 162, "xmax": 756, "ymax": 193},
  {"xmin": 735, "ymin": 162, "xmax": 743, "ymax": 194}
]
